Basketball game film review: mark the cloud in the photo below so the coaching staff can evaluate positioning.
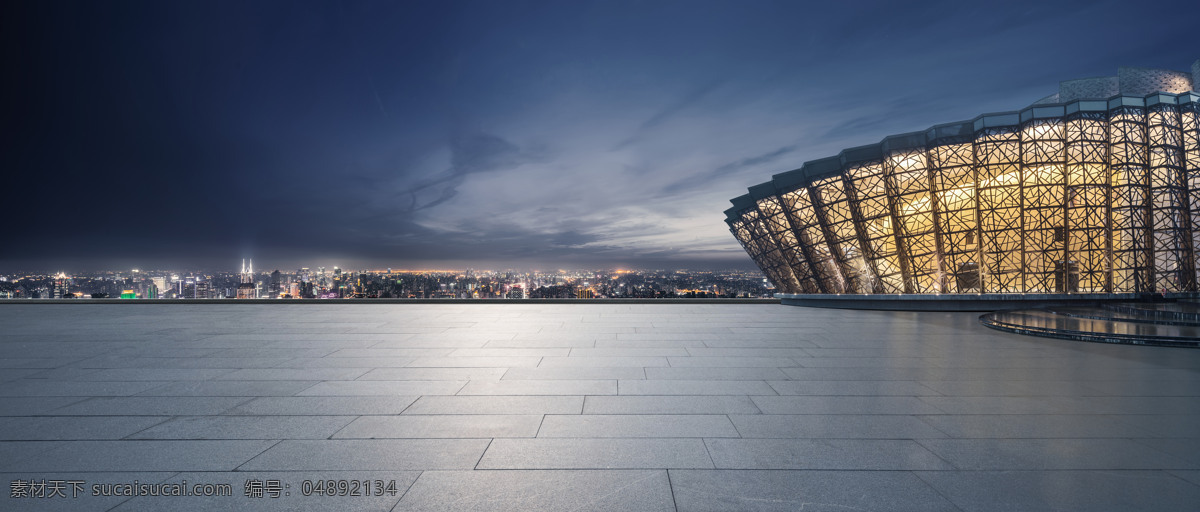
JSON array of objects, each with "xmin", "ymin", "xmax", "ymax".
[
  {"xmin": 611, "ymin": 79, "xmax": 723, "ymax": 150},
  {"xmin": 658, "ymin": 143, "xmax": 801, "ymax": 197},
  {"xmin": 362, "ymin": 131, "xmax": 532, "ymax": 223}
]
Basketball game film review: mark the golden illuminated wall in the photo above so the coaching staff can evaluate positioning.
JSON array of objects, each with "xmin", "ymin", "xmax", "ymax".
[{"xmin": 728, "ymin": 93, "xmax": 1200, "ymax": 295}]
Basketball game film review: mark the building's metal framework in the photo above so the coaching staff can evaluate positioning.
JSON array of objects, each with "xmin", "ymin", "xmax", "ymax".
[{"xmin": 727, "ymin": 91, "xmax": 1200, "ymax": 295}]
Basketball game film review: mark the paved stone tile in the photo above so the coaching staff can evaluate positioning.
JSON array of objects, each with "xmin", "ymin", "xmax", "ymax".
[
  {"xmin": 275, "ymin": 357, "xmax": 416, "ymax": 368},
  {"xmin": 483, "ymin": 338, "xmax": 598, "ymax": 348},
  {"xmin": 171, "ymin": 357, "xmax": 301, "ymax": 369},
  {"xmin": 537, "ymin": 356, "xmax": 668, "ymax": 367},
  {"xmin": 1112, "ymin": 415, "xmax": 1200, "ymax": 438},
  {"xmin": 0, "ymin": 441, "xmax": 67, "ymax": 471},
  {"xmin": 767, "ymin": 380, "xmax": 940, "ymax": 396},
  {"xmin": 704, "ymin": 337, "xmax": 823, "ymax": 348},
  {"xmin": 684, "ymin": 348, "xmax": 811, "ymax": 358},
  {"xmin": 1076, "ymin": 379, "xmax": 1200, "ymax": 397},
  {"xmin": 1132, "ymin": 438, "xmax": 1200, "ymax": 465},
  {"xmin": 1169, "ymin": 469, "xmax": 1200, "ymax": 486},
  {"xmin": 930, "ymin": 379, "xmax": 1107, "ymax": 396},
  {"xmin": 917, "ymin": 470, "xmax": 1200, "ymax": 512},
  {"xmin": 206, "ymin": 347, "xmax": 337, "ymax": 358},
  {"xmin": 917, "ymin": 438, "xmax": 1199, "ymax": 470},
  {"xmin": 730, "ymin": 414, "xmax": 948, "ymax": 439},
  {"xmin": 643, "ymin": 367, "xmax": 789, "ymax": 380},
  {"xmin": 239, "ymin": 439, "xmax": 490, "ymax": 470},
  {"xmin": 222, "ymin": 396, "xmax": 419, "ymax": 416},
  {"xmin": 215, "ymin": 368, "xmax": 370, "ymax": 380},
  {"xmin": 136, "ymin": 380, "xmax": 318, "ymax": 397},
  {"xmin": 567, "ymin": 347, "xmax": 690, "ymax": 357},
  {"xmin": 618, "ymin": 379, "xmax": 776, "ymax": 395},
  {"xmin": 0, "ymin": 368, "xmax": 48, "ymax": 382},
  {"xmin": 373, "ymin": 337, "xmax": 487, "ymax": 348},
  {"xmin": 406, "ymin": 356, "xmax": 542, "ymax": 368},
  {"xmin": 127, "ymin": 415, "xmax": 356, "ymax": 439},
  {"xmin": 670, "ymin": 470, "xmax": 959, "ymax": 512},
  {"xmin": 751, "ymin": 396, "xmax": 944, "ymax": 414},
  {"xmin": 596, "ymin": 338, "xmax": 708, "ymax": 348},
  {"xmin": 0, "ymin": 380, "xmax": 168, "ymax": 396},
  {"xmin": 18, "ymin": 440, "xmax": 277, "ymax": 471},
  {"xmin": 71, "ymin": 369, "xmax": 238, "ymax": 381},
  {"xmin": 584, "ymin": 395, "xmax": 762, "ymax": 414},
  {"xmin": 780, "ymin": 366, "xmax": 926, "ymax": 381},
  {"xmin": 0, "ymin": 358, "xmax": 82, "ymax": 369},
  {"xmin": 326, "ymin": 348, "xmax": 454, "ymax": 358},
  {"xmin": 447, "ymin": 348, "xmax": 571, "ymax": 357},
  {"xmin": 5, "ymin": 303, "xmax": 1200, "ymax": 511},
  {"xmin": 0, "ymin": 416, "xmax": 167, "ymax": 440},
  {"xmin": 0, "ymin": 472, "xmax": 175, "ymax": 512},
  {"xmin": 500, "ymin": 367, "xmax": 645, "ymax": 380},
  {"xmin": 667, "ymin": 356, "xmax": 797, "ymax": 368},
  {"xmin": 918, "ymin": 414, "xmax": 1162, "ymax": 438},
  {"xmin": 355, "ymin": 367, "xmax": 508, "ymax": 380},
  {"xmin": 539, "ymin": 414, "xmax": 738, "ymax": 438},
  {"xmin": 405, "ymin": 396, "xmax": 583, "ymax": 415},
  {"xmin": 457, "ymin": 379, "xmax": 616, "ymax": 395},
  {"xmin": 477, "ymin": 438, "xmax": 713, "ymax": 469},
  {"xmin": 334, "ymin": 415, "xmax": 543, "ymax": 438},
  {"xmin": 112, "ymin": 471, "xmax": 419, "ymax": 512},
  {"xmin": 706, "ymin": 439, "xmax": 954, "ymax": 470},
  {"xmin": 48, "ymin": 397, "xmax": 250, "ymax": 416},
  {"xmin": 397, "ymin": 470, "xmax": 674, "ymax": 512},
  {"xmin": 297, "ymin": 380, "xmax": 466, "ymax": 396}
]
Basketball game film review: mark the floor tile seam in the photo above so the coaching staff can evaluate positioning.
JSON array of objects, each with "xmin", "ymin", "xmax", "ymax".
[
  {"xmin": 699, "ymin": 438, "xmax": 717, "ymax": 470},
  {"xmin": 471, "ymin": 438, "xmax": 495, "ymax": 471},
  {"xmin": 1164, "ymin": 470, "xmax": 1200, "ymax": 489},
  {"xmin": 387, "ymin": 470, "xmax": 424, "ymax": 512},
  {"xmin": 911, "ymin": 414, "xmax": 956, "ymax": 439},
  {"xmin": 320, "ymin": 415, "xmax": 365, "ymax": 440},
  {"xmin": 1125, "ymin": 437, "xmax": 1200, "ymax": 467},
  {"xmin": 913, "ymin": 395, "xmax": 953, "ymax": 415},
  {"xmin": 909, "ymin": 470, "xmax": 970, "ymax": 512},
  {"xmin": 116, "ymin": 415, "xmax": 178, "ymax": 440},
  {"xmin": 911, "ymin": 438, "xmax": 963, "ymax": 471},
  {"xmin": 101, "ymin": 471, "xmax": 182, "ymax": 512},
  {"xmin": 660, "ymin": 469, "xmax": 681, "ymax": 512},
  {"xmin": 212, "ymin": 396, "xmax": 260, "ymax": 416},
  {"xmin": 229, "ymin": 439, "xmax": 283, "ymax": 472}
]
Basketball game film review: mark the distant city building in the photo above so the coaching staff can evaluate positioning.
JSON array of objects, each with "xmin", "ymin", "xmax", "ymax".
[
  {"xmin": 237, "ymin": 259, "xmax": 256, "ymax": 299},
  {"xmin": 53, "ymin": 273, "xmax": 69, "ymax": 299},
  {"xmin": 194, "ymin": 281, "xmax": 211, "ymax": 299},
  {"xmin": 270, "ymin": 270, "xmax": 281, "ymax": 298},
  {"xmin": 727, "ymin": 61, "xmax": 1200, "ymax": 296}
]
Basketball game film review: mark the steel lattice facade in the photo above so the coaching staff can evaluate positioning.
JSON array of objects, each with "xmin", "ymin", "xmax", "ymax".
[{"xmin": 726, "ymin": 65, "xmax": 1200, "ymax": 295}]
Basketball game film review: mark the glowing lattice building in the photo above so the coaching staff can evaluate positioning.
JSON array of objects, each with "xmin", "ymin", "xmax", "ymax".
[{"xmin": 726, "ymin": 62, "xmax": 1200, "ymax": 296}]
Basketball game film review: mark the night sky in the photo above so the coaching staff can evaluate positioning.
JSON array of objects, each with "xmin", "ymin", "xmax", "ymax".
[{"xmin": 3, "ymin": 0, "xmax": 1196, "ymax": 272}]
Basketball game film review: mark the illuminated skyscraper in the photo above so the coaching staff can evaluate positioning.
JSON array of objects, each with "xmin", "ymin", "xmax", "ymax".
[
  {"xmin": 237, "ymin": 259, "xmax": 256, "ymax": 299},
  {"xmin": 727, "ymin": 62, "xmax": 1200, "ymax": 296}
]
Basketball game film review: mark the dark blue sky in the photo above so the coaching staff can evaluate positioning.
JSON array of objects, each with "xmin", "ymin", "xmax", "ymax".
[{"xmin": 3, "ymin": 0, "xmax": 1196, "ymax": 272}]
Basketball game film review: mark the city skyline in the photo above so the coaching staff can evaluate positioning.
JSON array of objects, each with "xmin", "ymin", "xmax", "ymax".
[
  {"xmin": 0, "ymin": 265, "xmax": 772, "ymax": 300},
  {"xmin": 4, "ymin": 0, "xmax": 1197, "ymax": 272}
]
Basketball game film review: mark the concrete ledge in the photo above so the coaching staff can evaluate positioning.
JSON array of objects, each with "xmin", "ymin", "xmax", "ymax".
[
  {"xmin": 0, "ymin": 298, "xmax": 781, "ymax": 305},
  {"xmin": 775, "ymin": 293, "xmax": 1189, "ymax": 312}
]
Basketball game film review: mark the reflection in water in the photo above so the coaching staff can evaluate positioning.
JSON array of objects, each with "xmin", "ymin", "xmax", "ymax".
[{"xmin": 982, "ymin": 303, "xmax": 1200, "ymax": 348}]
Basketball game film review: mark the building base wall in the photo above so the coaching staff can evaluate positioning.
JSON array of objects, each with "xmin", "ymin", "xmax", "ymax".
[{"xmin": 777, "ymin": 292, "xmax": 1200, "ymax": 312}]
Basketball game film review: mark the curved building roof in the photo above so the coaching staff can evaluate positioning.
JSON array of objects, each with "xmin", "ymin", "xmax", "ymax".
[{"xmin": 726, "ymin": 61, "xmax": 1200, "ymax": 297}]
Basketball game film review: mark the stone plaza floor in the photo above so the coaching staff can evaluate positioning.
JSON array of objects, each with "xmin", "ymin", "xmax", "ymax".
[{"xmin": 1, "ymin": 302, "xmax": 1198, "ymax": 511}]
